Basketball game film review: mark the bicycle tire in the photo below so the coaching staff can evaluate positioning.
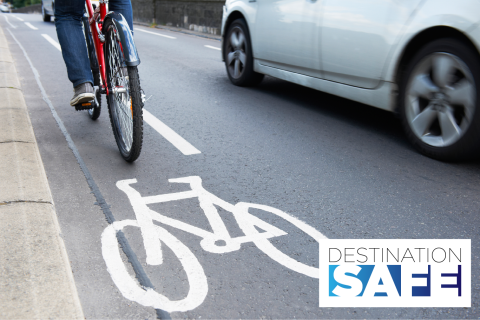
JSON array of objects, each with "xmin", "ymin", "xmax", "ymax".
[
  {"xmin": 104, "ymin": 20, "xmax": 143, "ymax": 162},
  {"xmin": 82, "ymin": 15, "xmax": 101, "ymax": 120}
]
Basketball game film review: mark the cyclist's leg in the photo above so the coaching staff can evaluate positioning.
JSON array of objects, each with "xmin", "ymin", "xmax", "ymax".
[
  {"xmin": 54, "ymin": 0, "xmax": 94, "ymax": 89},
  {"xmin": 109, "ymin": 0, "xmax": 134, "ymax": 32}
]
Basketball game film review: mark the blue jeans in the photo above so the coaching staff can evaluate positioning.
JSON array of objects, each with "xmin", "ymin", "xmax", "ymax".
[{"xmin": 54, "ymin": 0, "xmax": 133, "ymax": 88}]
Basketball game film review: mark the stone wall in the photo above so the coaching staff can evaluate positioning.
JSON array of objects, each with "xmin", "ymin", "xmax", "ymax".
[
  {"xmin": 131, "ymin": 0, "xmax": 225, "ymax": 35},
  {"xmin": 12, "ymin": 1, "xmax": 225, "ymax": 36}
]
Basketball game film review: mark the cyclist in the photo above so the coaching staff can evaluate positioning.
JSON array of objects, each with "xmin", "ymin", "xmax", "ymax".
[{"xmin": 54, "ymin": 0, "xmax": 134, "ymax": 107}]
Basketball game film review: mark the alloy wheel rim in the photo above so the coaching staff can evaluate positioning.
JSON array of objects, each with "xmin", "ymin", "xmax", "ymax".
[
  {"xmin": 226, "ymin": 26, "xmax": 247, "ymax": 79},
  {"xmin": 406, "ymin": 52, "xmax": 476, "ymax": 147}
]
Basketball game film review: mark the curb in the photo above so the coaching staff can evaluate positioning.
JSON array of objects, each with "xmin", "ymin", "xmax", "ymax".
[
  {"xmin": 133, "ymin": 21, "xmax": 222, "ymax": 41},
  {"xmin": 0, "ymin": 24, "xmax": 85, "ymax": 319}
]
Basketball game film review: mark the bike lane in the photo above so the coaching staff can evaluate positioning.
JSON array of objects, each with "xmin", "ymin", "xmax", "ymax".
[
  {"xmin": 1, "ymin": 16, "xmax": 160, "ymax": 319},
  {"xmin": 2, "ymin": 13, "xmax": 480, "ymax": 320},
  {"xmin": 3, "ymin": 15, "xmax": 327, "ymax": 319}
]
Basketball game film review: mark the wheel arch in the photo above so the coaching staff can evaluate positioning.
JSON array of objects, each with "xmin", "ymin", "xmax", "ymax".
[
  {"xmin": 392, "ymin": 26, "xmax": 480, "ymax": 111},
  {"xmin": 224, "ymin": 11, "xmax": 247, "ymax": 35}
]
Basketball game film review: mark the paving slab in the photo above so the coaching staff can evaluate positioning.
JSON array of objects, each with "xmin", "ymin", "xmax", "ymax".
[
  {"xmin": 0, "ymin": 203, "xmax": 84, "ymax": 319},
  {"xmin": 0, "ymin": 61, "xmax": 21, "ymax": 89}
]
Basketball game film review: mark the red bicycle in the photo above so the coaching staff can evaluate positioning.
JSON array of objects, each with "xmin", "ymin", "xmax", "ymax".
[{"xmin": 82, "ymin": 0, "xmax": 143, "ymax": 162}]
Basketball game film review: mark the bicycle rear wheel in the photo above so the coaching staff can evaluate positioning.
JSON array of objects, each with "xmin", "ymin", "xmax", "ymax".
[
  {"xmin": 82, "ymin": 15, "xmax": 101, "ymax": 120},
  {"xmin": 88, "ymin": 72, "xmax": 102, "ymax": 120},
  {"xmin": 104, "ymin": 20, "xmax": 143, "ymax": 162}
]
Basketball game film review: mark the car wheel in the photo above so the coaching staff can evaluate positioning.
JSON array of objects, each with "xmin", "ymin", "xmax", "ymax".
[
  {"xmin": 399, "ymin": 38, "xmax": 480, "ymax": 161},
  {"xmin": 224, "ymin": 18, "xmax": 264, "ymax": 87},
  {"xmin": 42, "ymin": 2, "xmax": 51, "ymax": 22}
]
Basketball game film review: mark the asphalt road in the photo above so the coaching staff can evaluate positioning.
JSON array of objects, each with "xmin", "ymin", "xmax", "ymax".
[{"xmin": 2, "ymin": 12, "xmax": 480, "ymax": 319}]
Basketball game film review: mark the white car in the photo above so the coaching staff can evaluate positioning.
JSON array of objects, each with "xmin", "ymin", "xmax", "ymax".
[
  {"xmin": 41, "ymin": 0, "xmax": 54, "ymax": 21},
  {"xmin": 221, "ymin": 0, "xmax": 480, "ymax": 161},
  {"xmin": 41, "ymin": 0, "xmax": 100, "ymax": 22},
  {"xmin": 0, "ymin": 3, "xmax": 10, "ymax": 13}
]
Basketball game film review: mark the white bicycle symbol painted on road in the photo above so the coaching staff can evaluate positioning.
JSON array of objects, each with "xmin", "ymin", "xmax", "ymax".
[{"xmin": 102, "ymin": 176, "xmax": 326, "ymax": 312}]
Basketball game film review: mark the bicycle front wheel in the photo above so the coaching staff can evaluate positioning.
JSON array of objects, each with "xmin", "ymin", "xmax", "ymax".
[{"xmin": 104, "ymin": 20, "xmax": 143, "ymax": 162}]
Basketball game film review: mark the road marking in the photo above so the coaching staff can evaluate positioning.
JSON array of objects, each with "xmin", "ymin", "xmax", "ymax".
[
  {"xmin": 143, "ymin": 109, "xmax": 201, "ymax": 155},
  {"xmin": 13, "ymin": 16, "xmax": 24, "ymax": 21},
  {"xmin": 42, "ymin": 34, "xmax": 61, "ymax": 51},
  {"xmin": 205, "ymin": 45, "xmax": 220, "ymax": 51},
  {"xmin": 4, "ymin": 16, "xmax": 16, "ymax": 28},
  {"xmin": 103, "ymin": 220, "xmax": 208, "ymax": 312},
  {"xmin": 25, "ymin": 22, "xmax": 38, "ymax": 30},
  {"xmin": 103, "ymin": 176, "xmax": 327, "ymax": 311},
  {"xmin": 136, "ymin": 28, "xmax": 176, "ymax": 39}
]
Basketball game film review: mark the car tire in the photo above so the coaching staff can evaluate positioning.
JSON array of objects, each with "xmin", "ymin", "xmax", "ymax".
[
  {"xmin": 224, "ymin": 18, "xmax": 264, "ymax": 87},
  {"xmin": 42, "ymin": 2, "xmax": 51, "ymax": 22},
  {"xmin": 399, "ymin": 38, "xmax": 480, "ymax": 161}
]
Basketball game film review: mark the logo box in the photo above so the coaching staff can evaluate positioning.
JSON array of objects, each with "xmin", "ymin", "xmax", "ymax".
[{"xmin": 319, "ymin": 239, "xmax": 471, "ymax": 307}]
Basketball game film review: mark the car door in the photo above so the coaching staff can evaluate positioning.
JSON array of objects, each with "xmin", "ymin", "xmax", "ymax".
[
  {"xmin": 320, "ymin": 0, "xmax": 423, "ymax": 89},
  {"xmin": 253, "ymin": 0, "xmax": 323, "ymax": 78}
]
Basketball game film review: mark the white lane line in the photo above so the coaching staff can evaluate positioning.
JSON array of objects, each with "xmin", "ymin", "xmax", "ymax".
[
  {"xmin": 136, "ymin": 28, "xmax": 176, "ymax": 39},
  {"xmin": 42, "ymin": 34, "xmax": 61, "ymax": 51},
  {"xmin": 25, "ymin": 22, "xmax": 38, "ymax": 30},
  {"xmin": 13, "ymin": 16, "xmax": 24, "ymax": 21},
  {"xmin": 4, "ymin": 16, "xmax": 16, "ymax": 28},
  {"xmin": 143, "ymin": 109, "xmax": 201, "ymax": 155},
  {"xmin": 205, "ymin": 45, "xmax": 220, "ymax": 51}
]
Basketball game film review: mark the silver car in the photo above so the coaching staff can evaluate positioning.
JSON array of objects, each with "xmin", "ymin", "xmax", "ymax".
[{"xmin": 221, "ymin": 0, "xmax": 480, "ymax": 161}]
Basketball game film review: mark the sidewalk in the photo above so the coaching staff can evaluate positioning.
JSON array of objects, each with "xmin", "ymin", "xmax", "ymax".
[{"xmin": 0, "ymin": 25, "xmax": 84, "ymax": 319}]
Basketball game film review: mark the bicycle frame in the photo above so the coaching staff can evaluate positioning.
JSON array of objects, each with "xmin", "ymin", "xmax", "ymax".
[{"xmin": 85, "ymin": 0, "xmax": 108, "ymax": 94}]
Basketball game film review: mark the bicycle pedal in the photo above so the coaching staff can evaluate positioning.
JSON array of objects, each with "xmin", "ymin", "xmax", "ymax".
[{"xmin": 75, "ymin": 101, "xmax": 95, "ymax": 111}]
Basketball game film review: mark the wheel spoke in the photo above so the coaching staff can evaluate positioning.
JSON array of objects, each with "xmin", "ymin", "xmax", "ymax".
[
  {"xmin": 446, "ymin": 79, "xmax": 475, "ymax": 121},
  {"xmin": 410, "ymin": 74, "xmax": 438, "ymax": 99},
  {"xmin": 439, "ymin": 110, "xmax": 461, "ymax": 143},
  {"xmin": 230, "ymin": 32, "xmax": 239, "ymax": 48},
  {"xmin": 107, "ymin": 27, "xmax": 134, "ymax": 152},
  {"xmin": 411, "ymin": 104, "xmax": 437, "ymax": 137},
  {"xmin": 234, "ymin": 59, "xmax": 240, "ymax": 78},
  {"xmin": 238, "ymin": 51, "xmax": 247, "ymax": 65},
  {"xmin": 237, "ymin": 32, "xmax": 245, "ymax": 48},
  {"xmin": 227, "ymin": 52, "xmax": 235, "ymax": 65},
  {"xmin": 432, "ymin": 55, "xmax": 455, "ymax": 88}
]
